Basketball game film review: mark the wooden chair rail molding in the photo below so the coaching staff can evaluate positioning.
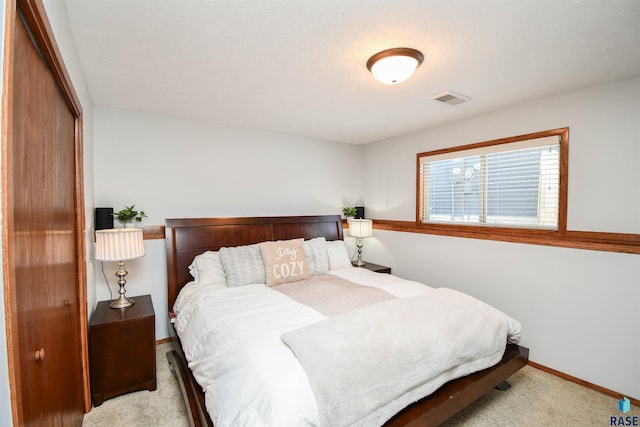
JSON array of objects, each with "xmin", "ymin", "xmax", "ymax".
[
  {"xmin": 140, "ymin": 225, "xmax": 165, "ymax": 240},
  {"xmin": 92, "ymin": 226, "xmax": 166, "ymax": 241},
  {"xmin": 139, "ymin": 221, "xmax": 639, "ymax": 254},
  {"xmin": 367, "ymin": 219, "xmax": 640, "ymax": 255}
]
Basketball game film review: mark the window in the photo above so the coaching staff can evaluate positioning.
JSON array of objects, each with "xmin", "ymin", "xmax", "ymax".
[{"xmin": 417, "ymin": 128, "xmax": 568, "ymax": 231}]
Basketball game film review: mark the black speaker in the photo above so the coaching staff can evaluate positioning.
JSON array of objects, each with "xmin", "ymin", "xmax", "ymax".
[
  {"xmin": 355, "ymin": 206, "xmax": 365, "ymax": 219},
  {"xmin": 95, "ymin": 207, "xmax": 114, "ymax": 230}
]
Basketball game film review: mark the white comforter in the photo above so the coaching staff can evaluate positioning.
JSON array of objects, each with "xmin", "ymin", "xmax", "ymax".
[{"xmin": 173, "ymin": 267, "xmax": 521, "ymax": 427}]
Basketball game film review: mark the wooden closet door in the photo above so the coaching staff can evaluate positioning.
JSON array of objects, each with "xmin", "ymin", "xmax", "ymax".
[{"xmin": 5, "ymin": 10, "xmax": 84, "ymax": 426}]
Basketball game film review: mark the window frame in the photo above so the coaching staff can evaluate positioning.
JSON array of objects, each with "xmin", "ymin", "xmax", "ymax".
[{"xmin": 416, "ymin": 128, "xmax": 569, "ymax": 241}]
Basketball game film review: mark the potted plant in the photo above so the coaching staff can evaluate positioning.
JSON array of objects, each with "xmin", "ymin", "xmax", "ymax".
[
  {"xmin": 113, "ymin": 204, "xmax": 147, "ymax": 227},
  {"xmin": 342, "ymin": 206, "xmax": 357, "ymax": 218}
]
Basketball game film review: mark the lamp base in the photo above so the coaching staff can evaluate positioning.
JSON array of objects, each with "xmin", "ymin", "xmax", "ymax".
[
  {"xmin": 109, "ymin": 295, "xmax": 135, "ymax": 309},
  {"xmin": 109, "ymin": 260, "xmax": 136, "ymax": 309},
  {"xmin": 354, "ymin": 238, "xmax": 366, "ymax": 266}
]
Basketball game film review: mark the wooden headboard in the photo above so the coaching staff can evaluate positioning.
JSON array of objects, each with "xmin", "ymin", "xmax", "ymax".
[{"xmin": 165, "ymin": 215, "xmax": 344, "ymax": 309}]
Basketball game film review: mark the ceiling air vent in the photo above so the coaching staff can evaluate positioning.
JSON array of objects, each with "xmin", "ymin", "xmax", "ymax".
[{"xmin": 431, "ymin": 90, "xmax": 471, "ymax": 105}]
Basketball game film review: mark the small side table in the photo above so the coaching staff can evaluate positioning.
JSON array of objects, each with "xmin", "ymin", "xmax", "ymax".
[
  {"xmin": 89, "ymin": 294, "xmax": 156, "ymax": 406},
  {"xmin": 352, "ymin": 261, "xmax": 391, "ymax": 274}
]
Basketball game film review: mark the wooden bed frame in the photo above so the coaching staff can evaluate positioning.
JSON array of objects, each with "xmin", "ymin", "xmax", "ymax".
[{"xmin": 164, "ymin": 215, "xmax": 529, "ymax": 427}]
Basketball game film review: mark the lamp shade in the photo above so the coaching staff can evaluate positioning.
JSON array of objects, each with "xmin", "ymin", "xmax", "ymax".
[
  {"xmin": 95, "ymin": 228, "xmax": 145, "ymax": 261},
  {"xmin": 348, "ymin": 219, "xmax": 373, "ymax": 239}
]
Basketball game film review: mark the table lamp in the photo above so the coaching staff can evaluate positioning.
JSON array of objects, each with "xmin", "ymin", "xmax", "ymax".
[
  {"xmin": 348, "ymin": 219, "xmax": 373, "ymax": 266},
  {"xmin": 95, "ymin": 228, "xmax": 145, "ymax": 309}
]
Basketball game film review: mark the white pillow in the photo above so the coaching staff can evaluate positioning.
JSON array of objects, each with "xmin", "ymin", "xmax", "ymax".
[
  {"xmin": 326, "ymin": 240, "xmax": 352, "ymax": 270},
  {"xmin": 219, "ymin": 244, "xmax": 266, "ymax": 287},
  {"xmin": 188, "ymin": 251, "xmax": 227, "ymax": 286},
  {"xmin": 303, "ymin": 237, "xmax": 329, "ymax": 275}
]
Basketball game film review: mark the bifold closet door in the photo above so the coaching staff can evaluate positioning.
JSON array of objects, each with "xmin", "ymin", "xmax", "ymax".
[{"xmin": 5, "ymin": 9, "xmax": 84, "ymax": 426}]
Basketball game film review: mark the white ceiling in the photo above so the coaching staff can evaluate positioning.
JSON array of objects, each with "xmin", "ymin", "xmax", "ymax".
[{"xmin": 63, "ymin": 0, "xmax": 640, "ymax": 144}]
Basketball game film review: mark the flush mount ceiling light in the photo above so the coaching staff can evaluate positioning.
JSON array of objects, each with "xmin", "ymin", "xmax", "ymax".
[{"xmin": 366, "ymin": 47, "xmax": 424, "ymax": 85}]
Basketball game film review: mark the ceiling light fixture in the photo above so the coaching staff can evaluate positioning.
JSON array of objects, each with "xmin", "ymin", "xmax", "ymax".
[{"xmin": 366, "ymin": 47, "xmax": 424, "ymax": 85}]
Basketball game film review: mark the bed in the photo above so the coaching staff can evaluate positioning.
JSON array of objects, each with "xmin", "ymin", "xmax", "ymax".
[{"xmin": 165, "ymin": 215, "xmax": 529, "ymax": 427}]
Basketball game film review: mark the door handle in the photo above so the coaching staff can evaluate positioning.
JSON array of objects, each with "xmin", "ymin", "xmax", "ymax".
[
  {"xmin": 63, "ymin": 299, "xmax": 71, "ymax": 307},
  {"xmin": 35, "ymin": 348, "xmax": 45, "ymax": 361}
]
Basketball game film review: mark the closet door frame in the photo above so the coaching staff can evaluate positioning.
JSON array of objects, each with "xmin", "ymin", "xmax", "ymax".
[{"xmin": 1, "ymin": 0, "xmax": 90, "ymax": 422}]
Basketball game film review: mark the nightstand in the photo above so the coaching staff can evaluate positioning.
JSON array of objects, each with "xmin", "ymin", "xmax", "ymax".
[
  {"xmin": 352, "ymin": 261, "xmax": 391, "ymax": 274},
  {"xmin": 89, "ymin": 294, "xmax": 156, "ymax": 406}
]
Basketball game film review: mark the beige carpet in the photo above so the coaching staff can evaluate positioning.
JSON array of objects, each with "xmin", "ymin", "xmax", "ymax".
[
  {"xmin": 83, "ymin": 342, "xmax": 189, "ymax": 427},
  {"xmin": 83, "ymin": 342, "xmax": 638, "ymax": 426}
]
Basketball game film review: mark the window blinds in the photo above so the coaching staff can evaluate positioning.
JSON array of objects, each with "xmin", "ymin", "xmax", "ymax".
[{"xmin": 420, "ymin": 136, "xmax": 560, "ymax": 229}]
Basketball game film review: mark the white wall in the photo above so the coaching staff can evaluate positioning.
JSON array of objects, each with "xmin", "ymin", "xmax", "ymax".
[
  {"xmin": 361, "ymin": 77, "xmax": 640, "ymax": 400},
  {"xmin": 93, "ymin": 106, "xmax": 363, "ymax": 339}
]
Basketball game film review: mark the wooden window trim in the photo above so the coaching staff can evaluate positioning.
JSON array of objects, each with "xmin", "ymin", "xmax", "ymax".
[
  {"xmin": 417, "ymin": 128, "xmax": 568, "ymax": 231},
  {"xmin": 407, "ymin": 127, "xmax": 640, "ymax": 254}
]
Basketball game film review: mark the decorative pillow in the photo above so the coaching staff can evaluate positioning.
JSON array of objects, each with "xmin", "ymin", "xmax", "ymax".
[
  {"xmin": 302, "ymin": 237, "xmax": 329, "ymax": 275},
  {"xmin": 326, "ymin": 240, "xmax": 353, "ymax": 270},
  {"xmin": 259, "ymin": 238, "xmax": 310, "ymax": 286},
  {"xmin": 188, "ymin": 250, "xmax": 227, "ymax": 286},
  {"xmin": 219, "ymin": 244, "xmax": 266, "ymax": 287}
]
